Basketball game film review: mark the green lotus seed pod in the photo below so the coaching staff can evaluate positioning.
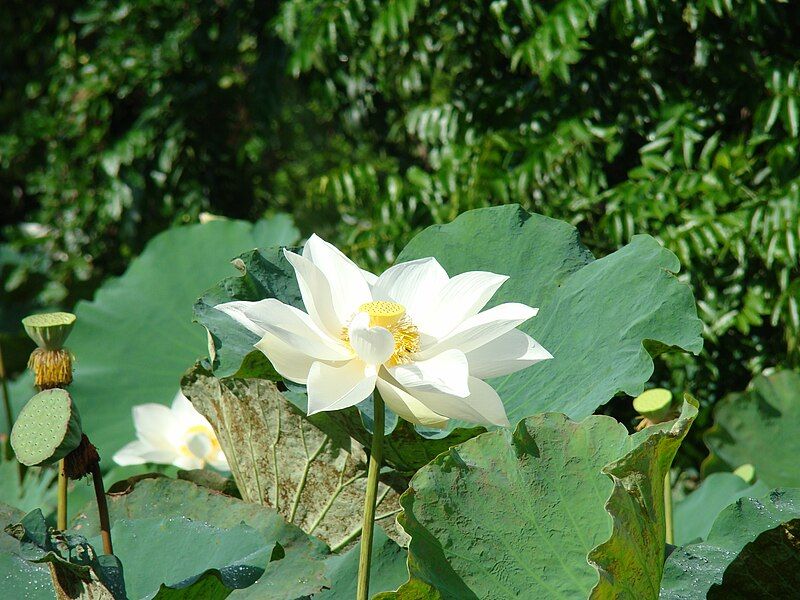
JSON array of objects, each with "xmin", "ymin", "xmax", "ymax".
[
  {"xmin": 10, "ymin": 389, "xmax": 83, "ymax": 467},
  {"xmin": 633, "ymin": 388, "xmax": 674, "ymax": 422},
  {"xmin": 22, "ymin": 312, "xmax": 76, "ymax": 351},
  {"xmin": 734, "ymin": 463, "xmax": 756, "ymax": 484}
]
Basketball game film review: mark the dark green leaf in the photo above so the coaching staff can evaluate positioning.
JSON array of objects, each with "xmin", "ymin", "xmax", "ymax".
[
  {"xmin": 673, "ymin": 472, "xmax": 769, "ymax": 545},
  {"xmin": 662, "ymin": 489, "xmax": 800, "ymax": 599},
  {"xmin": 704, "ymin": 370, "xmax": 800, "ymax": 487}
]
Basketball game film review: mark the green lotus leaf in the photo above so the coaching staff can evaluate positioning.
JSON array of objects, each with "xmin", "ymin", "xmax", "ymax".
[
  {"xmin": 385, "ymin": 398, "xmax": 696, "ymax": 599},
  {"xmin": 180, "ymin": 363, "xmax": 404, "ymax": 549},
  {"xmin": 193, "ymin": 246, "xmax": 302, "ymax": 378},
  {"xmin": 673, "ymin": 472, "xmax": 768, "ymax": 545},
  {"xmin": 312, "ymin": 525, "xmax": 409, "ymax": 600},
  {"xmin": 1, "ymin": 502, "xmax": 268, "ymax": 600},
  {"xmin": 73, "ymin": 477, "xmax": 407, "ymax": 599},
  {"xmin": 397, "ymin": 205, "xmax": 702, "ymax": 425},
  {"xmin": 704, "ymin": 370, "xmax": 800, "ymax": 487},
  {"xmin": 661, "ymin": 489, "xmax": 800, "ymax": 599},
  {"xmin": 195, "ymin": 205, "xmax": 701, "ymax": 472},
  {"xmin": 230, "ymin": 524, "xmax": 407, "ymax": 600},
  {"xmin": 0, "ymin": 503, "xmax": 52, "ymax": 599},
  {"xmin": 99, "ymin": 517, "xmax": 265, "ymax": 599},
  {"xmin": 4, "ymin": 216, "xmax": 300, "ymax": 460},
  {"xmin": 175, "ymin": 468, "xmax": 241, "ymax": 498},
  {"xmin": 374, "ymin": 579, "xmax": 441, "ymax": 600},
  {"xmin": 5, "ymin": 508, "xmax": 125, "ymax": 599},
  {"xmin": 150, "ymin": 571, "xmax": 233, "ymax": 600}
]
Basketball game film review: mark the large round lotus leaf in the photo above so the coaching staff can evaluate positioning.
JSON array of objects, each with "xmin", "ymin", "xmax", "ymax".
[
  {"xmin": 4, "ymin": 216, "xmax": 299, "ymax": 460},
  {"xmin": 11, "ymin": 388, "xmax": 82, "ymax": 466},
  {"xmin": 673, "ymin": 472, "xmax": 768, "ymax": 545},
  {"xmin": 397, "ymin": 205, "xmax": 702, "ymax": 426},
  {"xmin": 384, "ymin": 398, "xmax": 697, "ymax": 599},
  {"xmin": 196, "ymin": 205, "xmax": 702, "ymax": 472},
  {"xmin": 72, "ymin": 477, "xmax": 407, "ymax": 599},
  {"xmin": 704, "ymin": 370, "xmax": 800, "ymax": 487},
  {"xmin": 94, "ymin": 517, "xmax": 267, "ymax": 598},
  {"xmin": 662, "ymin": 489, "xmax": 800, "ymax": 599}
]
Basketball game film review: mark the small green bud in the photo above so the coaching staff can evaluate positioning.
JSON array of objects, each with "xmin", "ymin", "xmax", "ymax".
[
  {"xmin": 10, "ymin": 389, "xmax": 83, "ymax": 467},
  {"xmin": 633, "ymin": 388, "xmax": 674, "ymax": 422},
  {"xmin": 22, "ymin": 312, "xmax": 76, "ymax": 351}
]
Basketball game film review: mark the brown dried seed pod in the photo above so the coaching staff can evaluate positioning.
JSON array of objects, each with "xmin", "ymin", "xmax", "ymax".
[{"xmin": 64, "ymin": 434, "xmax": 100, "ymax": 480}]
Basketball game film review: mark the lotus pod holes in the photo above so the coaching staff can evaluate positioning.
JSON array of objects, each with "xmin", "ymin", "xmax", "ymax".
[{"xmin": 11, "ymin": 389, "xmax": 83, "ymax": 467}]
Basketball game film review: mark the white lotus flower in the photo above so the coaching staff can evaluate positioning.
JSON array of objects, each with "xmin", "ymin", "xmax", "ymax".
[
  {"xmin": 113, "ymin": 391, "xmax": 229, "ymax": 471},
  {"xmin": 216, "ymin": 235, "xmax": 552, "ymax": 428}
]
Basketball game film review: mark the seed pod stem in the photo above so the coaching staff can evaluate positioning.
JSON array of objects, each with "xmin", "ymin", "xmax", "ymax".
[
  {"xmin": 57, "ymin": 460, "xmax": 68, "ymax": 530},
  {"xmin": 91, "ymin": 462, "xmax": 113, "ymax": 555}
]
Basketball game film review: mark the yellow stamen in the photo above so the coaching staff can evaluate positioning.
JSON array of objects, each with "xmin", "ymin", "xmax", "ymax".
[
  {"xmin": 28, "ymin": 347, "xmax": 73, "ymax": 389},
  {"xmin": 344, "ymin": 301, "xmax": 420, "ymax": 365}
]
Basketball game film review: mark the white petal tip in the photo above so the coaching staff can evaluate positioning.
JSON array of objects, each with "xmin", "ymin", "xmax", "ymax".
[
  {"xmin": 452, "ymin": 386, "xmax": 472, "ymax": 398},
  {"xmin": 213, "ymin": 302, "xmax": 234, "ymax": 315}
]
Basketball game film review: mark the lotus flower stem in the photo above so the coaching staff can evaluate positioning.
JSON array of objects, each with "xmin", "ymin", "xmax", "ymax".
[
  {"xmin": 91, "ymin": 463, "xmax": 113, "ymax": 555},
  {"xmin": 57, "ymin": 460, "xmax": 68, "ymax": 530},
  {"xmin": 664, "ymin": 471, "xmax": 673, "ymax": 545},
  {"xmin": 0, "ymin": 341, "xmax": 12, "ymax": 441},
  {"xmin": 356, "ymin": 392, "xmax": 384, "ymax": 600}
]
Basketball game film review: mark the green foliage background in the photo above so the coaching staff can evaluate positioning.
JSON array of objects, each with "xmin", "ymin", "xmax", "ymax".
[{"xmin": 2, "ymin": 0, "xmax": 799, "ymax": 459}]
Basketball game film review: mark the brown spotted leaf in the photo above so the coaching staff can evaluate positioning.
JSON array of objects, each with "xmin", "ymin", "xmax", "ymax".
[{"xmin": 181, "ymin": 363, "xmax": 405, "ymax": 549}]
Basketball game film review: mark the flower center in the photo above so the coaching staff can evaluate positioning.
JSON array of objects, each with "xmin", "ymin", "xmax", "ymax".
[
  {"xmin": 358, "ymin": 300, "xmax": 406, "ymax": 327},
  {"xmin": 180, "ymin": 424, "xmax": 220, "ymax": 462},
  {"xmin": 345, "ymin": 300, "xmax": 420, "ymax": 365}
]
